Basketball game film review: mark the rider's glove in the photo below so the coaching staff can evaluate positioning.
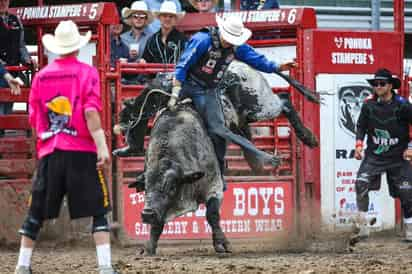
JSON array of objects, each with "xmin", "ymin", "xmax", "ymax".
[{"xmin": 168, "ymin": 85, "xmax": 181, "ymax": 110}]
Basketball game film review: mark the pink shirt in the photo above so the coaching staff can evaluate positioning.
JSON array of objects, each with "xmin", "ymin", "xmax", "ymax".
[{"xmin": 29, "ymin": 56, "xmax": 101, "ymax": 159}]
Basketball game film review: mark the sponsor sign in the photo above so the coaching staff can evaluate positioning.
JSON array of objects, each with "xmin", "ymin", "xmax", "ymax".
[
  {"xmin": 123, "ymin": 182, "xmax": 293, "ymax": 239},
  {"xmin": 306, "ymin": 30, "xmax": 402, "ymax": 74}
]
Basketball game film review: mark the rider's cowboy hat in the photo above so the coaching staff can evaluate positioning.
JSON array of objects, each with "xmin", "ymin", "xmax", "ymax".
[
  {"xmin": 153, "ymin": 1, "xmax": 186, "ymax": 20},
  {"xmin": 367, "ymin": 68, "xmax": 401, "ymax": 89},
  {"xmin": 216, "ymin": 15, "xmax": 251, "ymax": 46},
  {"xmin": 122, "ymin": 1, "xmax": 154, "ymax": 24},
  {"xmin": 42, "ymin": 20, "xmax": 91, "ymax": 55}
]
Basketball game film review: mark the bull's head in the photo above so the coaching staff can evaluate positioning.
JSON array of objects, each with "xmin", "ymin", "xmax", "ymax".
[{"xmin": 141, "ymin": 158, "xmax": 204, "ymax": 225}]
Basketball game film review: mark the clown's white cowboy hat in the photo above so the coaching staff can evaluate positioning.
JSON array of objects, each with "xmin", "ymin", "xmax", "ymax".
[
  {"xmin": 122, "ymin": 1, "xmax": 154, "ymax": 24},
  {"xmin": 216, "ymin": 15, "xmax": 251, "ymax": 46},
  {"xmin": 42, "ymin": 20, "xmax": 91, "ymax": 55},
  {"xmin": 153, "ymin": 1, "xmax": 186, "ymax": 20}
]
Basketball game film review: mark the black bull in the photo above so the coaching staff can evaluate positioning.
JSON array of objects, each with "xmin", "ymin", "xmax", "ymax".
[
  {"xmin": 118, "ymin": 60, "xmax": 318, "ymax": 172},
  {"xmin": 135, "ymin": 104, "xmax": 231, "ymax": 255}
]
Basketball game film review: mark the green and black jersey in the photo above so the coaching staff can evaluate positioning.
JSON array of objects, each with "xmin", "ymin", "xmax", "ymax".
[{"xmin": 356, "ymin": 93, "xmax": 412, "ymax": 165}]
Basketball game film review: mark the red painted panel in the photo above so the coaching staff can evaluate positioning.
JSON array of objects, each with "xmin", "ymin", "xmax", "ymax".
[
  {"xmin": 304, "ymin": 30, "xmax": 402, "ymax": 75},
  {"xmin": 178, "ymin": 8, "xmax": 316, "ymax": 32},
  {"xmin": 122, "ymin": 182, "xmax": 293, "ymax": 239},
  {"xmin": 10, "ymin": 3, "xmax": 119, "ymax": 26}
]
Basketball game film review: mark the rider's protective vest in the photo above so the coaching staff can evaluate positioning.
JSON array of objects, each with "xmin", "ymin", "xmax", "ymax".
[
  {"xmin": 0, "ymin": 14, "xmax": 23, "ymax": 65},
  {"xmin": 188, "ymin": 27, "xmax": 235, "ymax": 88}
]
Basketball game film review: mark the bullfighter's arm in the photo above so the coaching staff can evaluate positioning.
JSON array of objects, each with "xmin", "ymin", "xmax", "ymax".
[
  {"xmin": 355, "ymin": 102, "xmax": 369, "ymax": 142},
  {"xmin": 399, "ymin": 99, "xmax": 412, "ymax": 125}
]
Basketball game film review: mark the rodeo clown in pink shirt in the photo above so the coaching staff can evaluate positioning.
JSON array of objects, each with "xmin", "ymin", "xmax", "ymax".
[{"xmin": 14, "ymin": 21, "xmax": 117, "ymax": 274}]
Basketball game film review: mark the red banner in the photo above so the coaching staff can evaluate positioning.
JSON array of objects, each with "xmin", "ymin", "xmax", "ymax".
[
  {"xmin": 123, "ymin": 182, "xmax": 293, "ymax": 239},
  {"xmin": 10, "ymin": 3, "xmax": 118, "ymax": 26},
  {"xmin": 304, "ymin": 30, "xmax": 402, "ymax": 75}
]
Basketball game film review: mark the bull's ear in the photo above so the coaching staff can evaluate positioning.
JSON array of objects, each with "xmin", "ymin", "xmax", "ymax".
[
  {"xmin": 128, "ymin": 172, "xmax": 145, "ymax": 192},
  {"xmin": 181, "ymin": 171, "xmax": 204, "ymax": 184}
]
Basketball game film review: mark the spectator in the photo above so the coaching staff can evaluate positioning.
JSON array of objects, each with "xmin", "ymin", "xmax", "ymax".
[
  {"xmin": 142, "ymin": 1, "xmax": 186, "ymax": 65},
  {"xmin": 187, "ymin": 0, "xmax": 218, "ymax": 13},
  {"xmin": 181, "ymin": 0, "xmax": 198, "ymax": 12},
  {"xmin": 121, "ymin": 1, "xmax": 154, "ymax": 62},
  {"xmin": 14, "ymin": 20, "xmax": 115, "ymax": 274},
  {"xmin": 0, "ymin": 0, "xmax": 32, "ymax": 133},
  {"xmin": 145, "ymin": 0, "xmax": 182, "ymax": 33},
  {"xmin": 110, "ymin": 23, "xmax": 129, "ymax": 68},
  {"xmin": 241, "ymin": 0, "xmax": 279, "ymax": 10},
  {"xmin": 121, "ymin": 1, "xmax": 154, "ymax": 84}
]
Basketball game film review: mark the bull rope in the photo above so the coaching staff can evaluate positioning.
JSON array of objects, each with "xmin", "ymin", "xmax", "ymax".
[{"xmin": 127, "ymin": 88, "xmax": 172, "ymax": 130}]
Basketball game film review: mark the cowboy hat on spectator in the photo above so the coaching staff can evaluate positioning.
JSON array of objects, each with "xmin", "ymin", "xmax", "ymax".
[
  {"xmin": 42, "ymin": 20, "xmax": 91, "ymax": 55},
  {"xmin": 122, "ymin": 1, "xmax": 154, "ymax": 24},
  {"xmin": 153, "ymin": 1, "xmax": 186, "ymax": 20},
  {"xmin": 216, "ymin": 15, "xmax": 251, "ymax": 46}
]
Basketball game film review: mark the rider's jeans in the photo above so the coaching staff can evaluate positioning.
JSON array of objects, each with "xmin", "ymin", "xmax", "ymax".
[{"xmin": 181, "ymin": 80, "xmax": 269, "ymax": 177}]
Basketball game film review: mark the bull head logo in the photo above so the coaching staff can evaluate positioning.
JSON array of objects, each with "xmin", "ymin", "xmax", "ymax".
[
  {"xmin": 338, "ymin": 83, "xmax": 373, "ymax": 137},
  {"xmin": 334, "ymin": 37, "xmax": 343, "ymax": 48}
]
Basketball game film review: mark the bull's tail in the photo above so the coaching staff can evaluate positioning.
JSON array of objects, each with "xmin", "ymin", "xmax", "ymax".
[{"xmin": 274, "ymin": 71, "xmax": 320, "ymax": 104}]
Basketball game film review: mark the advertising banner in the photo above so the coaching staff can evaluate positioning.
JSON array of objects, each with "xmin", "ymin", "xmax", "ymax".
[{"xmin": 123, "ymin": 182, "xmax": 293, "ymax": 239}]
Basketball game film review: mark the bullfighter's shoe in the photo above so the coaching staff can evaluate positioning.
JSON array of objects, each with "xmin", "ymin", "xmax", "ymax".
[
  {"xmin": 99, "ymin": 266, "xmax": 119, "ymax": 274},
  {"xmin": 404, "ymin": 223, "xmax": 412, "ymax": 242},
  {"xmin": 14, "ymin": 266, "xmax": 32, "ymax": 274},
  {"xmin": 350, "ymin": 212, "xmax": 376, "ymax": 246}
]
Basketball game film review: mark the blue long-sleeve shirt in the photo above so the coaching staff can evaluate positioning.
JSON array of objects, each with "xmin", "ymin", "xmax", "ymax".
[{"xmin": 175, "ymin": 31, "xmax": 278, "ymax": 84}]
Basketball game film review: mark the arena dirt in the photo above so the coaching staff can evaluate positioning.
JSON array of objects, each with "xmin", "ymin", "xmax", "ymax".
[{"xmin": 1, "ymin": 232, "xmax": 412, "ymax": 274}]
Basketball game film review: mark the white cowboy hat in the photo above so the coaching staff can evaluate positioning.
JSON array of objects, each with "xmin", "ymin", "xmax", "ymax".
[
  {"xmin": 42, "ymin": 20, "xmax": 91, "ymax": 55},
  {"xmin": 153, "ymin": 1, "xmax": 186, "ymax": 20},
  {"xmin": 122, "ymin": 1, "xmax": 154, "ymax": 24},
  {"xmin": 216, "ymin": 15, "xmax": 251, "ymax": 46}
]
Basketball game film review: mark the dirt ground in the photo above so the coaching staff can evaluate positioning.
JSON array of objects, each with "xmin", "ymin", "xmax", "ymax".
[{"xmin": 2, "ymin": 232, "xmax": 412, "ymax": 274}]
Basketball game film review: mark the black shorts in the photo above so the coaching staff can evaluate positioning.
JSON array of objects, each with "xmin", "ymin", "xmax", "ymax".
[
  {"xmin": 356, "ymin": 159, "xmax": 412, "ymax": 198},
  {"xmin": 28, "ymin": 150, "xmax": 111, "ymax": 220}
]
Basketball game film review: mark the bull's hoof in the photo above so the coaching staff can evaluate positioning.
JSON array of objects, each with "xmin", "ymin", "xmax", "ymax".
[
  {"xmin": 213, "ymin": 231, "xmax": 232, "ymax": 253},
  {"xmin": 144, "ymin": 241, "xmax": 157, "ymax": 256}
]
